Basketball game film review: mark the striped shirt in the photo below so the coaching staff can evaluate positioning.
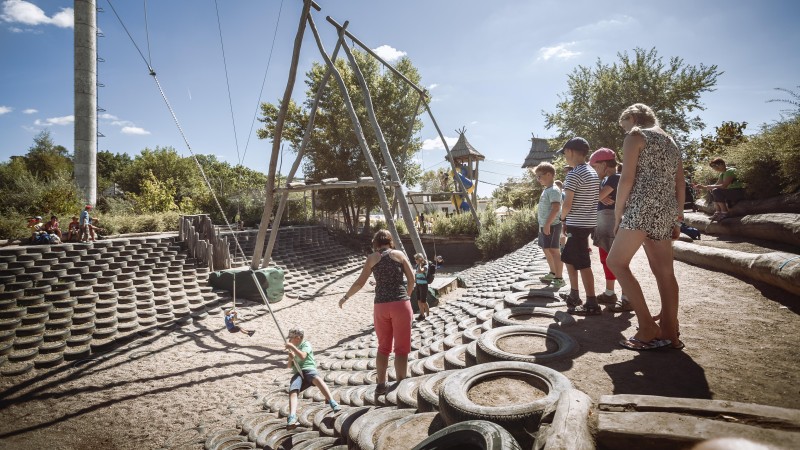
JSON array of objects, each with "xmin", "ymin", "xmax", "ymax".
[{"xmin": 564, "ymin": 163, "xmax": 599, "ymax": 227}]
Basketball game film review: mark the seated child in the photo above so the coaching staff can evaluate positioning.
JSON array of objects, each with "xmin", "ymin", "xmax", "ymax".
[
  {"xmin": 223, "ymin": 309, "xmax": 255, "ymax": 337},
  {"xmin": 66, "ymin": 216, "xmax": 81, "ymax": 242},
  {"xmin": 285, "ymin": 327, "xmax": 340, "ymax": 428},
  {"xmin": 27, "ymin": 216, "xmax": 45, "ymax": 243},
  {"xmin": 43, "ymin": 215, "xmax": 62, "ymax": 239}
]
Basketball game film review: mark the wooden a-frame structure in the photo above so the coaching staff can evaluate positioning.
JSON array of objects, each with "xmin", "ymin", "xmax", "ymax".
[{"xmin": 248, "ymin": 0, "xmax": 480, "ymax": 270}]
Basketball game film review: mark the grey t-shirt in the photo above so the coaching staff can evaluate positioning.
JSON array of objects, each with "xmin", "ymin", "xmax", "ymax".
[{"xmin": 537, "ymin": 185, "xmax": 562, "ymax": 227}]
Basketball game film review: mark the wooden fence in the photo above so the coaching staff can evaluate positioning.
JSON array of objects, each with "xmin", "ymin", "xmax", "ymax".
[{"xmin": 178, "ymin": 214, "xmax": 233, "ymax": 271}]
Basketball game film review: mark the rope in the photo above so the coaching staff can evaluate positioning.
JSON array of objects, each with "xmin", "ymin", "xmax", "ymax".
[
  {"xmin": 143, "ymin": 0, "xmax": 153, "ymax": 68},
  {"xmin": 213, "ymin": 0, "xmax": 242, "ymax": 164}
]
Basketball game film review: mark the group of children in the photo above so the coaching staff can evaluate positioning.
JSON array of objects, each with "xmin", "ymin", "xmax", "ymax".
[
  {"xmin": 534, "ymin": 137, "xmax": 632, "ymax": 315},
  {"xmin": 26, "ymin": 204, "xmax": 103, "ymax": 244}
]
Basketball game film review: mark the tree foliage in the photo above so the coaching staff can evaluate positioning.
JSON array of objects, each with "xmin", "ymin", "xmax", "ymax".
[
  {"xmin": 23, "ymin": 130, "xmax": 73, "ymax": 180},
  {"xmin": 258, "ymin": 50, "xmax": 425, "ymax": 234},
  {"xmin": 418, "ymin": 168, "xmax": 452, "ymax": 201},
  {"xmin": 543, "ymin": 47, "xmax": 721, "ymax": 152}
]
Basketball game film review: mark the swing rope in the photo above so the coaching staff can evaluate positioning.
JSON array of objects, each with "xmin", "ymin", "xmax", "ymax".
[{"xmin": 106, "ymin": 0, "xmax": 300, "ymax": 368}]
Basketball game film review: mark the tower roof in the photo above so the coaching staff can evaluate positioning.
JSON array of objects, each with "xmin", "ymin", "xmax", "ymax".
[
  {"xmin": 446, "ymin": 129, "xmax": 485, "ymax": 162},
  {"xmin": 522, "ymin": 134, "xmax": 555, "ymax": 168}
]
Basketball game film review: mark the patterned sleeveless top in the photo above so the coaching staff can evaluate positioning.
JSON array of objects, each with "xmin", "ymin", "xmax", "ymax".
[
  {"xmin": 620, "ymin": 128, "xmax": 680, "ymax": 241},
  {"xmin": 371, "ymin": 249, "xmax": 408, "ymax": 304}
]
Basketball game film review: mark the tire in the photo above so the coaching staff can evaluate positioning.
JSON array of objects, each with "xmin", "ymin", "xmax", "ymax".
[
  {"xmin": 437, "ymin": 361, "xmax": 572, "ymax": 449},
  {"xmin": 411, "ymin": 420, "xmax": 522, "ymax": 450},
  {"xmin": 503, "ymin": 291, "xmax": 566, "ymax": 308},
  {"xmin": 355, "ymin": 408, "xmax": 415, "ymax": 450},
  {"xmin": 347, "ymin": 407, "xmax": 394, "ymax": 447},
  {"xmin": 492, "ymin": 307, "xmax": 576, "ymax": 328},
  {"xmin": 462, "ymin": 324, "xmax": 483, "ymax": 343},
  {"xmin": 443, "ymin": 344, "xmax": 468, "ymax": 371},
  {"xmin": 422, "ymin": 352, "xmax": 446, "ymax": 374},
  {"xmin": 465, "ymin": 341, "xmax": 478, "ymax": 367},
  {"xmin": 376, "ymin": 412, "xmax": 446, "ymax": 450},
  {"xmin": 476, "ymin": 325, "xmax": 578, "ymax": 364},
  {"xmin": 332, "ymin": 405, "xmax": 372, "ymax": 445},
  {"xmin": 292, "ymin": 436, "xmax": 340, "ymax": 450},
  {"xmin": 396, "ymin": 374, "xmax": 430, "ymax": 410},
  {"xmin": 417, "ymin": 369, "xmax": 458, "ymax": 413}
]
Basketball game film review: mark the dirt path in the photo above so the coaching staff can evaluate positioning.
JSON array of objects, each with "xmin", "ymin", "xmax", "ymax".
[{"xmin": 0, "ymin": 246, "xmax": 798, "ymax": 449}]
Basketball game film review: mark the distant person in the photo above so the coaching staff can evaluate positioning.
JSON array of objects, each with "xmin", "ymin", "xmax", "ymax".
[
  {"xmin": 80, "ymin": 204, "xmax": 95, "ymax": 242},
  {"xmin": 43, "ymin": 215, "xmax": 62, "ymax": 239},
  {"xmin": 413, "ymin": 253, "xmax": 430, "ymax": 321},
  {"xmin": 223, "ymin": 309, "xmax": 255, "ymax": 337},
  {"xmin": 533, "ymin": 162, "xmax": 565, "ymax": 289},
  {"xmin": 694, "ymin": 158, "xmax": 745, "ymax": 221},
  {"xmin": 557, "ymin": 137, "xmax": 600, "ymax": 315},
  {"xmin": 588, "ymin": 148, "xmax": 631, "ymax": 312},
  {"xmin": 608, "ymin": 103, "xmax": 685, "ymax": 350},
  {"xmin": 339, "ymin": 229, "xmax": 415, "ymax": 395},
  {"xmin": 66, "ymin": 216, "xmax": 81, "ymax": 242},
  {"xmin": 27, "ymin": 216, "xmax": 45, "ymax": 243}
]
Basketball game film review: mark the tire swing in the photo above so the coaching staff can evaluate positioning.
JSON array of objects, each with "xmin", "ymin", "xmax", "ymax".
[
  {"xmin": 476, "ymin": 325, "xmax": 578, "ymax": 365},
  {"xmin": 437, "ymin": 361, "xmax": 572, "ymax": 449},
  {"xmin": 411, "ymin": 420, "xmax": 522, "ymax": 450}
]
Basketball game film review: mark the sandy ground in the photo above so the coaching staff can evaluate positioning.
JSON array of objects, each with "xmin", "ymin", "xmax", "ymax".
[{"xmin": 0, "ymin": 244, "xmax": 798, "ymax": 450}]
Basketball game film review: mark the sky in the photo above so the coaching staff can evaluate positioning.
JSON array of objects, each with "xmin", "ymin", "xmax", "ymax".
[{"xmin": 1, "ymin": 0, "xmax": 799, "ymax": 196}]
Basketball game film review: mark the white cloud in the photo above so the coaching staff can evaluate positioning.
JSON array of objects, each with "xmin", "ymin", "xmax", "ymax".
[
  {"xmin": 372, "ymin": 44, "xmax": 406, "ymax": 63},
  {"xmin": 0, "ymin": 105, "xmax": 12, "ymax": 115},
  {"xmin": 99, "ymin": 113, "xmax": 118, "ymax": 120},
  {"xmin": 470, "ymin": 121, "xmax": 479, "ymax": 125},
  {"xmin": 428, "ymin": 83, "xmax": 439, "ymax": 90},
  {"xmin": 35, "ymin": 114, "xmax": 73, "ymax": 126},
  {"xmin": 574, "ymin": 16, "xmax": 636, "ymax": 35},
  {"xmin": 537, "ymin": 42, "xmax": 581, "ymax": 61},
  {"xmin": 1, "ymin": 1, "xmax": 73, "ymax": 28},
  {"xmin": 121, "ymin": 126, "xmax": 150, "ymax": 135},
  {"xmin": 22, "ymin": 108, "xmax": 37, "ymax": 114},
  {"xmin": 421, "ymin": 136, "xmax": 458, "ymax": 151}
]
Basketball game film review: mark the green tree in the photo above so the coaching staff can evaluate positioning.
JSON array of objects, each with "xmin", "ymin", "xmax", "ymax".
[
  {"xmin": 131, "ymin": 170, "xmax": 177, "ymax": 213},
  {"xmin": 492, "ymin": 170, "xmax": 540, "ymax": 210},
  {"xmin": 418, "ymin": 168, "xmax": 451, "ymax": 202},
  {"xmin": 97, "ymin": 150, "xmax": 133, "ymax": 191},
  {"xmin": 23, "ymin": 130, "xmax": 73, "ymax": 180},
  {"xmin": 258, "ymin": 50, "xmax": 425, "ymax": 234},
  {"xmin": 543, "ymin": 47, "xmax": 721, "ymax": 152},
  {"xmin": 117, "ymin": 146, "xmax": 199, "ymax": 200}
]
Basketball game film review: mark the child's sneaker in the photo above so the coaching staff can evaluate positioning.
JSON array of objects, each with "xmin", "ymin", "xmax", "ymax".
[
  {"xmin": 329, "ymin": 399, "xmax": 341, "ymax": 412},
  {"xmin": 550, "ymin": 278, "xmax": 566, "ymax": 289},
  {"xmin": 539, "ymin": 272, "xmax": 555, "ymax": 283},
  {"xmin": 287, "ymin": 414, "xmax": 298, "ymax": 428}
]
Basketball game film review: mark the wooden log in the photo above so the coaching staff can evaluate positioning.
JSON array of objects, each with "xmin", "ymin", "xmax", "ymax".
[
  {"xmin": 534, "ymin": 389, "xmax": 594, "ymax": 450},
  {"xmin": 684, "ymin": 212, "xmax": 800, "ymax": 247},
  {"xmin": 672, "ymin": 241, "xmax": 800, "ymax": 296},
  {"xmin": 599, "ymin": 394, "xmax": 800, "ymax": 431},
  {"xmin": 597, "ymin": 411, "xmax": 800, "ymax": 450}
]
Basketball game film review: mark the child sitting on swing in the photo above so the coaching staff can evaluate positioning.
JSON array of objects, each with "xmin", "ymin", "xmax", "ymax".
[
  {"xmin": 285, "ymin": 327, "xmax": 340, "ymax": 428},
  {"xmin": 224, "ymin": 309, "xmax": 255, "ymax": 337}
]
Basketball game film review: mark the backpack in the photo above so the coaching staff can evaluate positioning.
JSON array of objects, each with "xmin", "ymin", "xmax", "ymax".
[
  {"xmin": 426, "ymin": 260, "xmax": 436, "ymax": 283},
  {"xmin": 680, "ymin": 222, "xmax": 701, "ymax": 240}
]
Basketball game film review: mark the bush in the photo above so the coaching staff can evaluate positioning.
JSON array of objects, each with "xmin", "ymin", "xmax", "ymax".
[
  {"xmin": 0, "ymin": 213, "xmax": 30, "ymax": 240},
  {"xmin": 101, "ymin": 211, "xmax": 180, "ymax": 235},
  {"xmin": 475, "ymin": 207, "xmax": 538, "ymax": 260},
  {"xmin": 430, "ymin": 211, "xmax": 480, "ymax": 236}
]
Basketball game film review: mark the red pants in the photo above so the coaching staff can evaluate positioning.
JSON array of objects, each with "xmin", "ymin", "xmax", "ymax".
[
  {"xmin": 599, "ymin": 247, "xmax": 616, "ymax": 281},
  {"xmin": 373, "ymin": 300, "xmax": 413, "ymax": 356}
]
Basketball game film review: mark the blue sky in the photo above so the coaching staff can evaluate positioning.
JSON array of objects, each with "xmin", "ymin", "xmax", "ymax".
[{"xmin": 1, "ymin": 0, "xmax": 798, "ymax": 195}]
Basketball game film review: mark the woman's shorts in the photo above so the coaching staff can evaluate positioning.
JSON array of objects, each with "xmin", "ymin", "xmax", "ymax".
[
  {"xmin": 415, "ymin": 284, "xmax": 428, "ymax": 304},
  {"xmin": 290, "ymin": 369, "xmax": 320, "ymax": 392},
  {"xmin": 538, "ymin": 223, "xmax": 562, "ymax": 249},
  {"xmin": 711, "ymin": 187, "xmax": 745, "ymax": 204},
  {"xmin": 561, "ymin": 225, "xmax": 594, "ymax": 270},
  {"xmin": 373, "ymin": 299, "xmax": 413, "ymax": 356}
]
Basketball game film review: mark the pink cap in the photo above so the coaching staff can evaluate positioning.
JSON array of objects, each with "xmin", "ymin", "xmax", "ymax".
[{"xmin": 589, "ymin": 148, "xmax": 617, "ymax": 164}]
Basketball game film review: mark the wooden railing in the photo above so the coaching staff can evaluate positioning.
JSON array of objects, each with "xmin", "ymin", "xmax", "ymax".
[{"xmin": 178, "ymin": 214, "xmax": 232, "ymax": 271}]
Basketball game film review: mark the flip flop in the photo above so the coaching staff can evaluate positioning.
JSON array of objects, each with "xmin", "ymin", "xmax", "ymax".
[
  {"xmin": 619, "ymin": 336, "xmax": 672, "ymax": 350},
  {"xmin": 569, "ymin": 304, "xmax": 601, "ymax": 316},
  {"xmin": 671, "ymin": 341, "xmax": 685, "ymax": 350}
]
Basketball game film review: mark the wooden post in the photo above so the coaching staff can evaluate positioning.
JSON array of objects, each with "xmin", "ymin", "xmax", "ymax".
[
  {"xmin": 473, "ymin": 158, "xmax": 479, "ymax": 211},
  {"xmin": 249, "ymin": 0, "xmax": 313, "ymax": 270},
  {"xmin": 259, "ymin": 26, "xmax": 346, "ymax": 268},
  {"xmin": 340, "ymin": 38, "xmax": 426, "ymax": 258},
  {"xmin": 307, "ymin": 15, "xmax": 405, "ymax": 253}
]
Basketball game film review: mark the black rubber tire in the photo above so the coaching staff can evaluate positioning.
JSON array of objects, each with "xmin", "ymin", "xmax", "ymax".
[
  {"xmin": 347, "ymin": 407, "xmax": 395, "ymax": 447},
  {"xmin": 355, "ymin": 408, "xmax": 415, "ymax": 450},
  {"xmin": 417, "ymin": 369, "xmax": 458, "ymax": 413},
  {"xmin": 422, "ymin": 351, "xmax": 446, "ymax": 375},
  {"xmin": 437, "ymin": 361, "xmax": 572, "ymax": 449},
  {"xmin": 503, "ymin": 291, "xmax": 566, "ymax": 309},
  {"xmin": 410, "ymin": 420, "xmax": 522, "ymax": 450},
  {"xmin": 476, "ymin": 325, "xmax": 578, "ymax": 364},
  {"xmin": 443, "ymin": 344, "xmax": 468, "ymax": 371},
  {"xmin": 375, "ymin": 411, "xmax": 445, "ymax": 450},
  {"xmin": 203, "ymin": 428, "xmax": 240, "ymax": 450},
  {"xmin": 492, "ymin": 307, "xmax": 576, "ymax": 328},
  {"xmin": 396, "ymin": 375, "xmax": 429, "ymax": 410},
  {"xmin": 333, "ymin": 405, "xmax": 372, "ymax": 445},
  {"xmin": 292, "ymin": 436, "xmax": 341, "ymax": 450},
  {"xmin": 462, "ymin": 324, "xmax": 483, "ymax": 343}
]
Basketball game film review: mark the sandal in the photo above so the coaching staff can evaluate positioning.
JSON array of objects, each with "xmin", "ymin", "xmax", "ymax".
[
  {"xmin": 375, "ymin": 383, "xmax": 387, "ymax": 395},
  {"xmin": 569, "ymin": 304, "xmax": 601, "ymax": 316},
  {"xmin": 619, "ymin": 336, "xmax": 671, "ymax": 350},
  {"xmin": 608, "ymin": 299, "xmax": 633, "ymax": 312}
]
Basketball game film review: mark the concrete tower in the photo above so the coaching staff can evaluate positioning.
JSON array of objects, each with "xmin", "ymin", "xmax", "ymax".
[{"xmin": 74, "ymin": 0, "xmax": 97, "ymax": 205}]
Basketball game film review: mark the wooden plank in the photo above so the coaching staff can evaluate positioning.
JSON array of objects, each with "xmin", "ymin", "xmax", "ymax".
[
  {"xmin": 599, "ymin": 394, "xmax": 800, "ymax": 431},
  {"xmin": 534, "ymin": 389, "xmax": 594, "ymax": 450},
  {"xmin": 597, "ymin": 411, "xmax": 800, "ymax": 450}
]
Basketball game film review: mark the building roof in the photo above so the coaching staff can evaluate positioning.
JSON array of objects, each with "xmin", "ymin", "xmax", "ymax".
[
  {"xmin": 522, "ymin": 134, "xmax": 555, "ymax": 168},
  {"xmin": 446, "ymin": 130, "xmax": 485, "ymax": 162}
]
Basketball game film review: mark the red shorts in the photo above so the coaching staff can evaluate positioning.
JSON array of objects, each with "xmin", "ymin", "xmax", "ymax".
[{"xmin": 373, "ymin": 300, "xmax": 413, "ymax": 356}]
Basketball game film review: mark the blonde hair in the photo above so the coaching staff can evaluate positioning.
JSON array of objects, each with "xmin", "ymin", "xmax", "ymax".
[
  {"xmin": 533, "ymin": 162, "xmax": 555, "ymax": 176},
  {"xmin": 619, "ymin": 103, "xmax": 659, "ymax": 129},
  {"xmin": 413, "ymin": 253, "xmax": 425, "ymax": 261}
]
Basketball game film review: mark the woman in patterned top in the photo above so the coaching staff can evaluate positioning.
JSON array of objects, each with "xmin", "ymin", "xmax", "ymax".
[
  {"xmin": 340, "ymin": 229, "xmax": 415, "ymax": 394},
  {"xmin": 607, "ymin": 103, "xmax": 686, "ymax": 351}
]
